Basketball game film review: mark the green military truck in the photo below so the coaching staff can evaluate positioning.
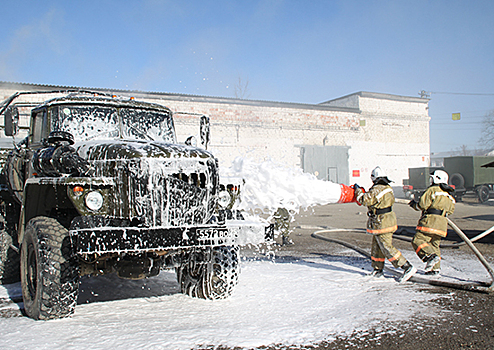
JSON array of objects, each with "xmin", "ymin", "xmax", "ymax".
[
  {"xmin": 444, "ymin": 156, "xmax": 494, "ymax": 202},
  {"xmin": 0, "ymin": 90, "xmax": 269, "ymax": 320},
  {"xmin": 403, "ymin": 156, "xmax": 494, "ymax": 203}
]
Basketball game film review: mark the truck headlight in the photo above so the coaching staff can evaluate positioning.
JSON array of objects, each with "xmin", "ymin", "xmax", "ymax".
[
  {"xmin": 85, "ymin": 191, "xmax": 104, "ymax": 211},
  {"xmin": 218, "ymin": 190, "xmax": 231, "ymax": 208}
]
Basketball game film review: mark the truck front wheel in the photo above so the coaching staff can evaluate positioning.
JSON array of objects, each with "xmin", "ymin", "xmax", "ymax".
[
  {"xmin": 177, "ymin": 246, "xmax": 239, "ymax": 300},
  {"xmin": 20, "ymin": 217, "xmax": 80, "ymax": 320}
]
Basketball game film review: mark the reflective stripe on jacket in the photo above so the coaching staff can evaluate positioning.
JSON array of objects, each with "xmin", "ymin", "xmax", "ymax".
[
  {"xmin": 416, "ymin": 185, "xmax": 455, "ymax": 237},
  {"xmin": 356, "ymin": 184, "xmax": 397, "ymax": 235}
]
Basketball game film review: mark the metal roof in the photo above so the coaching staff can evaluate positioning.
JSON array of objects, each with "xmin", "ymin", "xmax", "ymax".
[{"xmin": 0, "ymin": 81, "xmax": 362, "ymax": 113}]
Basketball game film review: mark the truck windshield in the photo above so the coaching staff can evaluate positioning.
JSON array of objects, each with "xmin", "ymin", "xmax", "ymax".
[{"xmin": 53, "ymin": 105, "xmax": 176, "ymax": 143}]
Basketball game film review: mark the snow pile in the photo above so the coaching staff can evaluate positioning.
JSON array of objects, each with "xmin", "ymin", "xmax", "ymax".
[
  {"xmin": 221, "ymin": 157, "xmax": 343, "ymax": 215},
  {"xmin": 0, "ymin": 256, "xmax": 429, "ymax": 349}
]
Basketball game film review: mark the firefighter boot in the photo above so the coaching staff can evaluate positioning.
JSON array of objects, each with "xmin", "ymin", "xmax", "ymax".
[
  {"xmin": 425, "ymin": 270, "xmax": 440, "ymax": 276},
  {"xmin": 398, "ymin": 262, "xmax": 417, "ymax": 283},
  {"xmin": 369, "ymin": 269, "xmax": 384, "ymax": 278},
  {"xmin": 424, "ymin": 254, "xmax": 440, "ymax": 272}
]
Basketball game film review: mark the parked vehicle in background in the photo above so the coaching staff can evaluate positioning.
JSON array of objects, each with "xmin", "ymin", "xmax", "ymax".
[
  {"xmin": 402, "ymin": 166, "xmax": 442, "ymax": 200},
  {"xmin": 403, "ymin": 156, "xmax": 494, "ymax": 203},
  {"xmin": 444, "ymin": 156, "xmax": 494, "ymax": 202}
]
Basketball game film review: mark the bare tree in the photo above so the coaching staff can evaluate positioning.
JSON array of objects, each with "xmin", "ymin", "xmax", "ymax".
[
  {"xmin": 452, "ymin": 144, "xmax": 490, "ymax": 156},
  {"xmin": 234, "ymin": 76, "xmax": 250, "ymax": 99},
  {"xmin": 479, "ymin": 110, "xmax": 494, "ymax": 151},
  {"xmin": 455, "ymin": 144, "xmax": 471, "ymax": 156}
]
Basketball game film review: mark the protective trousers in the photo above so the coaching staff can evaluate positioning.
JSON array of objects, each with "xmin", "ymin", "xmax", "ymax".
[
  {"xmin": 371, "ymin": 232, "xmax": 407, "ymax": 270},
  {"xmin": 412, "ymin": 231, "xmax": 441, "ymax": 270}
]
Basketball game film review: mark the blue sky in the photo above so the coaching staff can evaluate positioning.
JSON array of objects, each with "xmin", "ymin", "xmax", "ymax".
[{"xmin": 0, "ymin": 0, "xmax": 493, "ymax": 154}]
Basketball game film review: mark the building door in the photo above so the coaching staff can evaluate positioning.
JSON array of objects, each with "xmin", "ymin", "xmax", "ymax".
[
  {"xmin": 327, "ymin": 167, "xmax": 338, "ymax": 183},
  {"xmin": 300, "ymin": 146, "xmax": 350, "ymax": 184}
]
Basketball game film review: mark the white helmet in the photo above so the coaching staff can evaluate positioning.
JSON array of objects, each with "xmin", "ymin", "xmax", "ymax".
[
  {"xmin": 430, "ymin": 170, "xmax": 449, "ymax": 185},
  {"xmin": 370, "ymin": 166, "xmax": 386, "ymax": 182}
]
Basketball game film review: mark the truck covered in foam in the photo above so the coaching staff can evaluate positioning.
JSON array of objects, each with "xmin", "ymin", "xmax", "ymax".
[{"xmin": 0, "ymin": 90, "xmax": 271, "ymax": 320}]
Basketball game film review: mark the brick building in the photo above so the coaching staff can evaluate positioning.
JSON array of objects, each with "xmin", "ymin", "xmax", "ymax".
[{"xmin": 0, "ymin": 81, "xmax": 430, "ymax": 187}]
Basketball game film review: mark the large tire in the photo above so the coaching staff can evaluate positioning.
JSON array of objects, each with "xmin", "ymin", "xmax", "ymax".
[
  {"xmin": 0, "ymin": 214, "xmax": 20, "ymax": 284},
  {"xmin": 477, "ymin": 185, "xmax": 490, "ymax": 203},
  {"xmin": 177, "ymin": 246, "xmax": 239, "ymax": 300},
  {"xmin": 20, "ymin": 217, "xmax": 79, "ymax": 320},
  {"xmin": 450, "ymin": 173, "xmax": 465, "ymax": 190}
]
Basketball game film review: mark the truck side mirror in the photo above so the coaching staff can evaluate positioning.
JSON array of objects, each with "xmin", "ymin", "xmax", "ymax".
[
  {"xmin": 200, "ymin": 115, "xmax": 210, "ymax": 149},
  {"xmin": 4, "ymin": 106, "xmax": 19, "ymax": 137},
  {"xmin": 185, "ymin": 135, "xmax": 197, "ymax": 147}
]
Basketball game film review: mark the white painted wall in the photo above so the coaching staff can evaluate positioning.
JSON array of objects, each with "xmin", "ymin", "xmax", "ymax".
[{"xmin": 0, "ymin": 83, "xmax": 430, "ymax": 187}]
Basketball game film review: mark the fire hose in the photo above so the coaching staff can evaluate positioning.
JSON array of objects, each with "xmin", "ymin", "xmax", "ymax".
[
  {"xmin": 311, "ymin": 184, "xmax": 493, "ymax": 292},
  {"xmin": 392, "ymin": 198, "xmax": 494, "ymax": 248},
  {"xmin": 393, "ymin": 223, "xmax": 494, "ymax": 248},
  {"xmin": 311, "ymin": 220, "xmax": 494, "ymax": 293}
]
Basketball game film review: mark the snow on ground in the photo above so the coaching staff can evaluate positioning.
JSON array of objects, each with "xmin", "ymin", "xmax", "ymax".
[{"xmin": 0, "ymin": 246, "xmax": 490, "ymax": 350}]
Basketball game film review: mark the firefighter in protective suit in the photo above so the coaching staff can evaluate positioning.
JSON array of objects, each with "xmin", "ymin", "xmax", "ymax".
[
  {"xmin": 409, "ymin": 170, "xmax": 455, "ymax": 275},
  {"xmin": 354, "ymin": 167, "xmax": 417, "ymax": 283}
]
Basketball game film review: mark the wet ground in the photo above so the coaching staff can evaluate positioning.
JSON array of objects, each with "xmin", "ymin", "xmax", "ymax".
[{"xmin": 256, "ymin": 194, "xmax": 494, "ymax": 350}]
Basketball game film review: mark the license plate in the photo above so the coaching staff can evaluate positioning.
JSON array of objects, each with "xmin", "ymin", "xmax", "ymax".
[{"xmin": 196, "ymin": 227, "xmax": 232, "ymax": 243}]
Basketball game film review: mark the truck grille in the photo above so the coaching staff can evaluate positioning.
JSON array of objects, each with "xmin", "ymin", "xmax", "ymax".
[{"xmin": 92, "ymin": 157, "xmax": 218, "ymax": 227}]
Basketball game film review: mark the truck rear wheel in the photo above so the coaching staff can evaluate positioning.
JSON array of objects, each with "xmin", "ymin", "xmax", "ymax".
[
  {"xmin": 177, "ymin": 246, "xmax": 239, "ymax": 300},
  {"xmin": 477, "ymin": 185, "xmax": 490, "ymax": 203},
  {"xmin": 20, "ymin": 217, "xmax": 80, "ymax": 320},
  {"xmin": 0, "ymin": 214, "xmax": 20, "ymax": 284}
]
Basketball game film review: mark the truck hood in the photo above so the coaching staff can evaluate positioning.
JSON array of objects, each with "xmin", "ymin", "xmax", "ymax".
[{"xmin": 75, "ymin": 139, "xmax": 214, "ymax": 161}]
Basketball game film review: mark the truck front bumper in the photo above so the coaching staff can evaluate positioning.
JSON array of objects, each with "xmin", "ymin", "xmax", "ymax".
[{"xmin": 70, "ymin": 220, "xmax": 273, "ymax": 254}]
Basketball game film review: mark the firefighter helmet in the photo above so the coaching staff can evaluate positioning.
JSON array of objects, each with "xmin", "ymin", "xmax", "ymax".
[
  {"xmin": 370, "ymin": 166, "xmax": 386, "ymax": 183},
  {"xmin": 430, "ymin": 170, "xmax": 449, "ymax": 185}
]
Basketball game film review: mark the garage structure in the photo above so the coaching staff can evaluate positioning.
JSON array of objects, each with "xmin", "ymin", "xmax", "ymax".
[{"xmin": 0, "ymin": 81, "xmax": 430, "ymax": 188}]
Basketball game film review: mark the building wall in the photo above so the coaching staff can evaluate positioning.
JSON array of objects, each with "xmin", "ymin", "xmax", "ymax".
[
  {"xmin": 0, "ymin": 82, "xmax": 430, "ymax": 188},
  {"xmin": 150, "ymin": 99, "xmax": 361, "ymax": 168},
  {"xmin": 351, "ymin": 94, "xmax": 430, "ymax": 187}
]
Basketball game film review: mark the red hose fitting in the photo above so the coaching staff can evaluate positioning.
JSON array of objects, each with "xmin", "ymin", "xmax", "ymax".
[{"xmin": 338, "ymin": 184, "xmax": 357, "ymax": 203}]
